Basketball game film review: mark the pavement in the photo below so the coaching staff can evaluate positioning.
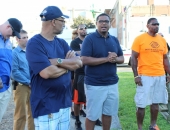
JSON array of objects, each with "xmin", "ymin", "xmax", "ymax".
[{"xmin": 0, "ymin": 66, "xmax": 130, "ymax": 130}]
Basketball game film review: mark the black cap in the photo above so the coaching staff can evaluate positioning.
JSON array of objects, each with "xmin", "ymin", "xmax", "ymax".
[{"xmin": 8, "ymin": 18, "xmax": 22, "ymax": 39}]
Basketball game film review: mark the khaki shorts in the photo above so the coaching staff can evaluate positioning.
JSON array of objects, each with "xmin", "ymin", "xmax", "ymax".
[
  {"xmin": 135, "ymin": 75, "xmax": 168, "ymax": 108},
  {"xmin": 85, "ymin": 83, "xmax": 119, "ymax": 121}
]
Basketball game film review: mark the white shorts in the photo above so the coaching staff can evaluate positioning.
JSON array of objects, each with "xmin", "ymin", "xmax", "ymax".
[
  {"xmin": 85, "ymin": 83, "xmax": 119, "ymax": 121},
  {"xmin": 34, "ymin": 108, "xmax": 70, "ymax": 130},
  {"xmin": 134, "ymin": 75, "xmax": 168, "ymax": 108}
]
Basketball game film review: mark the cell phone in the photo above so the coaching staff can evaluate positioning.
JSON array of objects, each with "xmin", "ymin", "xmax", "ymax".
[{"xmin": 0, "ymin": 77, "xmax": 3, "ymax": 89}]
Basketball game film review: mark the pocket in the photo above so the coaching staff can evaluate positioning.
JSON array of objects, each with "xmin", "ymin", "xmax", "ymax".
[{"xmin": 135, "ymin": 87, "xmax": 145, "ymax": 105}]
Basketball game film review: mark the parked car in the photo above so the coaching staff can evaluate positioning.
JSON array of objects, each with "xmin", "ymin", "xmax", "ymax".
[{"xmin": 119, "ymin": 45, "xmax": 131, "ymax": 66}]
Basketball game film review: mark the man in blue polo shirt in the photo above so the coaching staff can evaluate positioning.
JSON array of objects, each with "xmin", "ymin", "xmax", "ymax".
[
  {"xmin": 0, "ymin": 18, "xmax": 22, "ymax": 122},
  {"xmin": 81, "ymin": 13, "xmax": 124, "ymax": 130},
  {"xmin": 26, "ymin": 6, "xmax": 82, "ymax": 130}
]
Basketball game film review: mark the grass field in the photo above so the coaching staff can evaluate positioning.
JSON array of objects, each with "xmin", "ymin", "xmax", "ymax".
[{"xmin": 118, "ymin": 72, "xmax": 170, "ymax": 130}]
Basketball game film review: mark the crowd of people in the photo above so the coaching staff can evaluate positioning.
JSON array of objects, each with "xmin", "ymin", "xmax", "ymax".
[{"xmin": 0, "ymin": 5, "xmax": 170, "ymax": 130}]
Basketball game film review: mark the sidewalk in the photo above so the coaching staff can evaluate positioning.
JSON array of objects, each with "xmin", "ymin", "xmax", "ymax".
[{"xmin": 0, "ymin": 97, "xmax": 122, "ymax": 130}]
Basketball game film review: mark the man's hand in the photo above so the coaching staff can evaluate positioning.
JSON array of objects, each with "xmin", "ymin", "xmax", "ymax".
[
  {"xmin": 107, "ymin": 52, "xmax": 117, "ymax": 63},
  {"xmin": 65, "ymin": 50, "xmax": 76, "ymax": 59},
  {"xmin": 134, "ymin": 77, "xmax": 143, "ymax": 86},
  {"xmin": 0, "ymin": 77, "xmax": 3, "ymax": 89}
]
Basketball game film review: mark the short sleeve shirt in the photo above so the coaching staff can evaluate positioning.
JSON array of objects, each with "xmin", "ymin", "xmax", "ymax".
[
  {"xmin": 131, "ymin": 33, "xmax": 167, "ymax": 76},
  {"xmin": 81, "ymin": 30, "xmax": 123, "ymax": 86},
  {"xmin": 70, "ymin": 37, "xmax": 84, "ymax": 75},
  {"xmin": 26, "ymin": 34, "xmax": 72, "ymax": 118}
]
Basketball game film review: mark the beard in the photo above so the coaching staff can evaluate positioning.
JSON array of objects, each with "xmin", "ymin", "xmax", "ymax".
[{"xmin": 154, "ymin": 28, "xmax": 159, "ymax": 33}]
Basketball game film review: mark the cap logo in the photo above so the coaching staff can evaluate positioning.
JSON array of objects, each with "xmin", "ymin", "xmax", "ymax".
[{"xmin": 41, "ymin": 10, "xmax": 47, "ymax": 15}]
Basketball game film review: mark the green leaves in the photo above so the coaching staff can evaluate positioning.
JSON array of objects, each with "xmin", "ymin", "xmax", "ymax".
[{"xmin": 70, "ymin": 16, "xmax": 95, "ymax": 29}]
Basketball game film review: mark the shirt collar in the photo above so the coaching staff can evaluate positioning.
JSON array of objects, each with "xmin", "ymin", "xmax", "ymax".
[
  {"xmin": 16, "ymin": 46, "xmax": 25, "ymax": 52},
  {"xmin": 95, "ymin": 30, "xmax": 110, "ymax": 38}
]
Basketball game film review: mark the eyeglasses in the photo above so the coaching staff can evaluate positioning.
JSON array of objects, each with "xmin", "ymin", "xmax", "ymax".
[
  {"xmin": 10, "ymin": 25, "xmax": 15, "ymax": 36},
  {"xmin": 150, "ymin": 23, "xmax": 159, "ymax": 26},
  {"xmin": 98, "ymin": 20, "xmax": 110, "ymax": 24},
  {"xmin": 79, "ymin": 27, "xmax": 87, "ymax": 30},
  {"xmin": 55, "ymin": 19, "xmax": 65, "ymax": 23}
]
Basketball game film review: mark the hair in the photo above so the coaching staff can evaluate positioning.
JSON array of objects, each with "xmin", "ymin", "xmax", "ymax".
[
  {"xmin": 20, "ymin": 29, "xmax": 27, "ymax": 34},
  {"xmin": 72, "ymin": 29, "xmax": 78, "ymax": 40},
  {"xmin": 147, "ymin": 18, "xmax": 157, "ymax": 24},
  {"xmin": 76, "ymin": 24, "xmax": 86, "ymax": 30},
  {"xmin": 96, "ymin": 13, "xmax": 110, "ymax": 21}
]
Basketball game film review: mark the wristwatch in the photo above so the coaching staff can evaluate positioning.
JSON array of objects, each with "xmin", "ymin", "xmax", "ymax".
[{"xmin": 57, "ymin": 58, "xmax": 63, "ymax": 64}]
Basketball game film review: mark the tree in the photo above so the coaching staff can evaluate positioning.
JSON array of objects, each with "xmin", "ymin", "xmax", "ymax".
[{"xmin": 71, "ymin": 16, "xmax": 95, "ymax": 29}]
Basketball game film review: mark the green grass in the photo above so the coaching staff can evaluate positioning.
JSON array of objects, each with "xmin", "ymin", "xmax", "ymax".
[{"xmin": 118, "ymin": 72, "xmax": 170, "ymax": 130}]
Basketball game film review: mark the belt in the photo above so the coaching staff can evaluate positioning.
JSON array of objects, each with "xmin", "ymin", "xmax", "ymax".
[{"xmin": 18, "ymin": 83, "xmax": 28, "ymax": 86}]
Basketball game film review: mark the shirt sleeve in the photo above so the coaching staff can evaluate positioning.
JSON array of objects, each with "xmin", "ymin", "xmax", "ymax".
[
  {"xmin": 26, "ymin": 39, "xmax": 51, "ymax": 75},
  {"xmin": 81, "ymin": 36, "xmax": 93, "ymax": 57},
  {"xmin": 113, "ymin": 37, "xmax": 123, "ymax": 56},
  {"xmin": 70, "ymin": 40, "xmax": 80, "ymax": 51},
  {"xmin": 12, "ymin": 50, "xmax": 30, "ymax": 85}
]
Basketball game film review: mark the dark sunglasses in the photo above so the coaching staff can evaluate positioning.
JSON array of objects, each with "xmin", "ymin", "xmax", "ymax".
[
  {"xmin": 55, "ymin": 19, "xmax": 66, "ymax": 23},
  {"xmin": 151, "ymin": 23, "xmax": 159, "ymax": 26},
  {"xmin": 98, "ymin": 20, "xmax": 110, "ymax": 24},
  {"xmin": 79, "ymin": 27, "xmax": 87, "ymax": 30}
]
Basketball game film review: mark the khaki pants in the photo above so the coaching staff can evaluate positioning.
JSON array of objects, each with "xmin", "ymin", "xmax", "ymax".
[{"xmin": 13, "ymin": 84, "xmax": 34, "ymax": 130}]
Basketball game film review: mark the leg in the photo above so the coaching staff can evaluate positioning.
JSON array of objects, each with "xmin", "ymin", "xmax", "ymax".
[
  {"xmin": 136, "ymin": 107, "xmax": 145, "ymax": 130},
  {"xmin": 85, "ymin": 118, "xmax": 96, "ymax": 130},
  {"xmin": 13, "ymin": 85, "xmax": 27, "ymax": 130},
  {"xmin": 0, "ymin": 86, "xmax": 12, "ymax": 122},
  {"xmin": 74, "ymin": 103, "xmax": 81, "ymax": 123},
  {"xmin": 150, "ymin": 104, "xmax": 159, "ymax": 126},
  {"xmin": 26, "ymin": 87, "xmax": 35, "ymax": 130},
  {"xmin": 102, "ymin": 114, "xmax": 111, "ymax": 130}
]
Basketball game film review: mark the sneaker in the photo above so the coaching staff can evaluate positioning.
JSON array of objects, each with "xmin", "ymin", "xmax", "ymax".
[
  {"xmin": 95, "ymin": 119, "xmax": 102, "ymax": 126},
  {"xmin": 75, "ymin": 121, "xmax": 82, "ymax": 130},
  {"xmin": 80, "ymin": 109, "xmax": 86, "ymax": 117},
  {"xmin": 149, "ymin": 125, "xmax": 160, "ymax": 130},
  {"xmin": 71, "ymin": 111, "xmax": 75, "ymax": 119}
]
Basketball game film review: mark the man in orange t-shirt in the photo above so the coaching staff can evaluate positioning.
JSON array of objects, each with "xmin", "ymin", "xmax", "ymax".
[{"xmin": 131, "ymin": 18, "xmax": 170, "ymax": 130}]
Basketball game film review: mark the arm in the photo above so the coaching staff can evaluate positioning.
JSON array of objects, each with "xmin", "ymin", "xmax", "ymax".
[
  {"xmin": 81, "ymin": 56, "xmax": 108, "ymax": 66},
  {"xmin": 131, "ymin": 50, "xmax": 139, "ymax": 77},
  {"xmin": 163, "ymin": 54, "xmax": 170, "ymax": 74},
  {"xmin": 131, "ymin": 50, "xmax": 142, "ymax": 86},
  {"xmin": 49, "ymin": 50, "xmax": 82, "ymax": 71},
  {"xmin": 115, "ymin": 55, "xmax": 124, "ymax": 64},
  {"xmin": 39, "ymin": 65, "xmax": 67, "ymax": 79}
]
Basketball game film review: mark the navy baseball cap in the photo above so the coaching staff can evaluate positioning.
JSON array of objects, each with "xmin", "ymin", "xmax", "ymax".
[
  {"xmin": 40, "ymin": 6, "xmax": 69, "ymax": 21},
  {"xmin": 8, "ymin": 18, "xmax": 22, "ymax": 39}
]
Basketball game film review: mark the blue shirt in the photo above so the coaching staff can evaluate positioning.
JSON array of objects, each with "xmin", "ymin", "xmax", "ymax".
[
  {"xmin": 81, "ymin": 30, "xmax": 123, "ymax": 86},
  {"xmin": 0, "ymin": 33, "xmax": 12, "ymax": 92},
  {"xmin": 12, "ymin": 46, "xmax": 30, "ymax": 85},
  {"xmin": 26, "ymin": 34, "xmax": 72, "ymax": 118}
]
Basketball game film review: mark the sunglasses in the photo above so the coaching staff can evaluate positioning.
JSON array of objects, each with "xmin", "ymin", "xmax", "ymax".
[
  {"xmin": 151, "ymin": 23, "xmax": 159, "ymax": 26},
  {"xmin": 98, "ymin": 20, "xmax": 110, "ymax": 24},
  {"xmin": 79, "ymin": 27, "xmax": 87, "ymax": 30}
]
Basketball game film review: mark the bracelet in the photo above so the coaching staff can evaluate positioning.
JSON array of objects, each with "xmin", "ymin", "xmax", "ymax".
[{"xmin": 134, "ymin": 76, "xmax": 140, "ymax": 79}]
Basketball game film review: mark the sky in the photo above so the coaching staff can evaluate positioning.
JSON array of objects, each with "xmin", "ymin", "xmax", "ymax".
[{"xmin": 0, "ymin": 0, "xmax": 116, "ymax": 23}]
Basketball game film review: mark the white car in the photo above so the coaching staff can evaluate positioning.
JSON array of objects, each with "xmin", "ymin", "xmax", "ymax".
[{"xmin": 119, "ymin": 46, "xmax": 131, "ymax": 66}]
